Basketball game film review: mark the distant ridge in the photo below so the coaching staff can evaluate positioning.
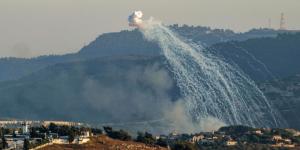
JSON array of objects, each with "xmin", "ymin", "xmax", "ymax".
[{"xmin": 0, "ymin": 25, "xmax": 291, "ymax": 81}]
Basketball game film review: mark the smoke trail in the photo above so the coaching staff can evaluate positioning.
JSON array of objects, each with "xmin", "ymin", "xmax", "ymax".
[{"xmin": 134, "ymin": 17, "xmax": 286, "ymax": 128}]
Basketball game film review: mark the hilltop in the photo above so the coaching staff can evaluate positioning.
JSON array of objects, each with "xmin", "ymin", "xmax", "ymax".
[
  {"xmin": 0, "ymin": 26, "xmax": 291, "ymax": 82},
  {"xmin": 41, "ymin": 135, "xmax": 166, "ymax": 150}
]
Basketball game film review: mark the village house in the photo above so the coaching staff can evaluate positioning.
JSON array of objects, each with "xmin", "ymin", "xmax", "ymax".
[
  {"xmin": 285, "ymin": 128, "xmax": 300, "ymax": 137},
  {"xmin": 189, "ymin": 134, "xmax": 204, "ymax": 143},
  {"xmin": 271, "ymin": 142, "xmax": 296, "ymax": 148},
  {"xmin": 52, "ymin": 136, "xmax": 69, "ymax": 144},
  {"xmin": 284, "ymin": 138, "xmax": 292, "ymax": 144},
  {"xmin": 72, "ymin": 130, "xmax": 91, "ymax": 144},
  {"xmin": 225, "ymin": 139, "xmax": 237, "ymax": 146},
  {"xmin": 199, "ymin": 139, "xmax": 215, "ymax": 146},
  {"xmin": 73, "ymin": 136, "xmax": 90, "ymax": 144},
  {"xmin": 253, "ymin": 130, "xmax": 263, "ymax": 135},
  {"xmin": 272, "ymin": 135, "xmax": 282, "ymax": 141},
  {"xmin": 156, "ymin": 135, "xmax": 168, "ymax": 141}
]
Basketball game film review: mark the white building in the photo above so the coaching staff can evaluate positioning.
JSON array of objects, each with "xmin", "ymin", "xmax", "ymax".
[
  {"xmin": 225, "ymin": 140, "xmax": 237, "ymax": 146},
  {"xmin": 272, "ymin": 135, "xmax": 282, "ymax": 141},
  {"xmin": 189, "ymin": 134, "xmax": 204, "ymax": 143},
  {"xmin": 73, "ymin": 136, "xmax": 90, "ymax": 144},
  {"xmin": 52, "ymin": 136, "xmax": 69, "ymax": 144},
  {"xmin": 22, "ymin": 122, "xmax": 29, "ymax": 134}
]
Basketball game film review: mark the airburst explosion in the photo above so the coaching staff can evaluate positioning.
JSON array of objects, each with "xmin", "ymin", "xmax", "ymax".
[{"xmin": 128, "ymin": 11, "xmax": 286, "ymax": 130}]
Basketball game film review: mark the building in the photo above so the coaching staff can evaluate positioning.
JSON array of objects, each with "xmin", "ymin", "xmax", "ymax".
[
  {"xmin": 52, "ymin": 136, "xmax": 69, "ymax": 144},
  {"xmin": 285, "ymin": 129, "xmax": 300, "ymax": 137},
  {"xmin": 271, "ymin": 143, "xmax": 295, "ymax": 148},
  {"xmin": 42, "ymin": 121, "xmax": 82, "ymax": 127},
  {"xmin": 200, "ymin": 139, "xmax": 215, "ymax": 146},
  {"xmin": 272, "ymin": 135, "xmax": 282, "ymax": 141},
  {"xmin": 73, "ymin": 136, "xmax": 90, "ymax": 144},
  {"xmin": 225, "ymin": 140, "xmax": 237, "ymax": 146},
  {"xmin": 189, "ymin": 134, "xmax": 204, "ymax": 143},
  {"xmin": 253, "ymin": 130, "xmax": 262, "ymax": 135},
  {"xmin": 81, "ymin": 130, "xmax": 91, "ymax": 137},
  {"xmin": 284, "ymin": 138, "xmax": 292, "ymax": 144},
  {"xmin": 22, "ymin": 122, "xmax": 29, "ymax": 134}
]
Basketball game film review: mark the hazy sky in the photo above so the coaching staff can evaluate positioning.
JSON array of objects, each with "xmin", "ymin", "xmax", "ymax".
[{"xmin": 0, "ymin": 0, "xmax": 299, "ymax": 58}]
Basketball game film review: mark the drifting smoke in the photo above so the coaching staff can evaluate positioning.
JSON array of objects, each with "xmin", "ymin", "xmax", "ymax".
[{"xmin": 128, "ymin": 11, "xmax": 286, "ymax": 132}]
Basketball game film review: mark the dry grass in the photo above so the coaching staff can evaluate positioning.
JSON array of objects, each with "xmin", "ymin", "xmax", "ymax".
[{"xmin": 41, "ymin": 135, "xmax": 167, "ymax": 150}]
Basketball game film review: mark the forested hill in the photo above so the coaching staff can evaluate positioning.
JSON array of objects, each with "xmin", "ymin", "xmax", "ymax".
[
  {"xmin": 211, "ymin": 33, "xmax": 300, "ymax": 81},
  {"xmin": 0, "ymin": 26, "xmax": 289, "ymax": 81},
  {"xmin": 0, "ymin": 28, "xmax": 299, "ymax": 129},
  {"xmin": 170, "ymin": 25, "xmax": 289, "ymax": 46},
  {"xmin": 259, "ymin": 74, "xmax": 300, "ymax": 129}
]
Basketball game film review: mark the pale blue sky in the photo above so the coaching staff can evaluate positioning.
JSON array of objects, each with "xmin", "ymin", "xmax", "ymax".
[{"xmin": 0, "ymin": 0, "xmax": 299, "ymax": 57}]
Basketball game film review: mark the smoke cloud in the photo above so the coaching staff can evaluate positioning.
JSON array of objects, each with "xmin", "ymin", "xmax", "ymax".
[
  {"xmin": 163, "ymin": 100, "xmax": 226, "ymax": 133},
  {"xmin": 124, "ymin": 11, "xmax": 227, "ymax": 133},
  {"xmin": 128, "ymin": 11, "xmax": 144, "ymax": 27},
  {"xmin": 81, "ymin": 58, "xmax": 224, "ymax": 134}
]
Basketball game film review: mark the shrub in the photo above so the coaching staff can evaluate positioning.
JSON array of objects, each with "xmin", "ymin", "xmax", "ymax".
[
  {"xmin": 136, "ymin": 132, "xmax": 156, "ymax": 145},
  {"xmin": 103, "ymin": 126, "xmax": 132, "ymax": 141},
  {"xmin": 172, "ymin": 141, "xmax": 197, "ymax": 150}
]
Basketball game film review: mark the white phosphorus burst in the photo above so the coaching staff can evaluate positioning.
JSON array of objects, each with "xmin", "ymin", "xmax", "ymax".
[
  {"xmin": 128, "ymin": 11, "xmax": 143, "ymax": 27},
  {"xmin": 139, "ymin": 20, "xmax": 287, "ymax": 128}
]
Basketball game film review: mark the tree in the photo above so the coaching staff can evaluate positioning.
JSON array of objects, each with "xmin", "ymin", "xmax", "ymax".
[
  {"xmin": 273, "ymin": 129, "xmax": 294, "ymax": 138},
  {"xmin": 172, "ymin": 141, "xmax": 197, "ymax": 150},
  {"xmin": 68, "ymin": 130, "xmax": 75, "ymax": 143},
  {"xmin": 218, "ymin": 125, "xmax": 254, "ymax": 137},
  {"xmin": 116, "ymin": 130, "xmax": 132, "ymax": 141},
  {"xmin": 103, "ymin": 126, "xmax": 113, "ymax": 134},
  {"xmin": 23, "ymin": 139, "xmax": 30, "ymax": 150},
  {"xmin": 0, "ymin": 128, "xmax": 3, "ymax": 137},
  {"xmin": 30, "ymin": 128, "xmax": 39, "ymax": 138},
  {"xmin": 13, "ymin": 131, "xmax": 17, "ymax": 138},
  {"xmin": 91, "ymin": 128, "xmax": 103, "ymax": 135},
  {"xmin": 103, "ymin": 126, "xmax": 131, "ymax": 141},
  {"xmin": 2, "ymin": 135, "xmax": 8, "ymax": 149},
  {"xmin": 48, "ymin": 123, "xmax": 58, "ymax": 133},
  {"xmin": 156, "ymin": 138, "xmax": 168, "ymax": 147},
  {"xmin": 136, "ymin": 132, "xmax": 156, "ymax": 145}
]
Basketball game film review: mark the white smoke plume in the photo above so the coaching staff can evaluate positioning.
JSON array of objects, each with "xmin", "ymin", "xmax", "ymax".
[
  {"xmin": 126, "ymin": 11, "xmax": 226, "ymax": 133},
  {"xmin": 127, "ymin": 11, "xmax": 286, "ymax": 133},
  {"xmin": 128, "ymin": 11, "xmax": 144, "ymax": 27}
]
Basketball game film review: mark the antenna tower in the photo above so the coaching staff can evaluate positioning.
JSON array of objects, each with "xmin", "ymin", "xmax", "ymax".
[{"xmin": 279, "ymin": 13, "xmax": 286, "ymax": 30}]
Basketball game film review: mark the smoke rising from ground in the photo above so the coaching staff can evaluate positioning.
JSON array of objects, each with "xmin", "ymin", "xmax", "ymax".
[{"xmin": 81, "ymin": 60, "xmax": 219, "ymax": 133}]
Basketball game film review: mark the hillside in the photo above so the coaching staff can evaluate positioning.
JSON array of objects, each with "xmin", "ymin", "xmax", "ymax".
[
  {"xmin": 212, "ymin": 33, "xmax": 300, "ymax": 81},
  {"xmin": 0, "ymin": 26, "xmax": 288, "ymax": 81},
  {"xmin": 1, "ymin": 54, "xmax": 300, "ymax": 130},
  {"xmin": 41, "ymin": 135, "xmax": 167, "ymax": 150},
  {"xmin": 0, "ymin": 27, "xmax": 300, "ymax": 131},
  {"xmin": 259, "ymin": 74, "xmax": 300, "ymax": 130},
  {"xmin": 0, "ymin": 56, "xmax": 179, "ymax": 127},
  {"xmin": 0, "ymin": 33, "xmax": 300, "ymax": 130},
  {"xmin": 171, "ymin": 25, "xmax": 287, "ymax": 46}
]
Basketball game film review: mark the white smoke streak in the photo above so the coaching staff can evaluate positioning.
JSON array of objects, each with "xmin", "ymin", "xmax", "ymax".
[{"xmin": 127, "ymin": 11, "xmax": 287, "ymax": 130}]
